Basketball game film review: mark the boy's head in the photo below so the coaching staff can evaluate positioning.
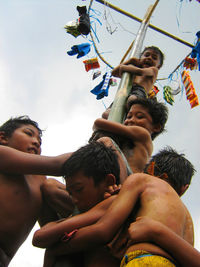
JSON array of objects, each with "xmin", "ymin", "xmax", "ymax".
[
  {"xmin": 140, "ymin": 46, "xmax": 164, "ymax": 69},
  {"xmin": 63, "ymin": 141, "xmax": 120, "ymax": 212},
  {"xmin": 125, "ymin": 98, "xmax": 168, "ymax": 140},
  {"xmin": 145, "ymin": 146, "xmax": 196, "ymax": 196},
  {"xmin": 0, "ymin": 115, "xmax": 42, "ymax": 154}
]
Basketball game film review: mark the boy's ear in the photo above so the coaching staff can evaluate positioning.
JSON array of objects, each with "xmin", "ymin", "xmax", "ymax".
[
  {"xmin": 0, "ymin": 131, "xmax": 8, "ymax": 145},
  {"xmin": 179, "ymin": 184, "xmax": 189, "ymax": 196},
  {"xmin": 105, "ymin": 174, "xmax": 116, "ymax": 187},
  {"xmin": 103, "ymin": 174, "xmax": 118, "ymax": 199},
  {"xmin": 152, "ymin": 123, "xmax": 161, "ymax": 133}
]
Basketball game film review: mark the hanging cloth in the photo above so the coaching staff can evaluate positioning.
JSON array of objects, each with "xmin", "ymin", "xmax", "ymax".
[
  {"xmin": 77, "ymin": 6, "xmax": 90, "ymax": 35},
  {"xmin": 90, "ymin": 72, "xmax": 112, "ymax": 99},
  {"xmin": 67, "ymin": 43, "xmax": 91, "ymax": 58}
]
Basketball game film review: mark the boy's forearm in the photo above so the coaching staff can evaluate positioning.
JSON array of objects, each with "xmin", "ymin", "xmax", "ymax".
[
  {"xmin": 0, "ymin": 146, "xmax": 72, "ymax": 176},
  {"xmin": 33, "ymin": 196, "xmax": 115, "ymax": 248},
  {"xmin": 94, "ymin": 118, "xmax": 151, "ymax": 143},
  {"xmin": 43, "ymin": 249, "xmax": 56, "ymax": 267},
  {"xmin": 47, "ymin": 221, "xmax": 111, "ymax": 256},
  {"xmin": 48, "ymin": 176, "xmax": 143, "ymax": 256},
  {"xmin": 112, "ymin": 58, "xmax": 141, "ymax": 78},
  {"xmin": 152, "ymin": 225, "xmax": 200, "ymax": 267},
  {"xmin": 123, "ymin": 57, "xmax": 141, "ymax": 67}
]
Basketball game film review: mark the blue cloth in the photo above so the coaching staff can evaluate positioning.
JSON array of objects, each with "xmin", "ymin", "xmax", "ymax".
[
  {"xmin": 191, "ymin": 31, "xmax": 200, "ymax": 70},
  {"xmin": 67, "ymin": 43, "xmax": 91, "ymax": 58},
  {"xmin": 91, "ymin": 72, "xmax": 112, "ymax": 99}
]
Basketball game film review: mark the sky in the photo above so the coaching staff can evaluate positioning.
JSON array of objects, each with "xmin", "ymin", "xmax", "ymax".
[{"xmin": 0, "ymin": 0, "xmax": 199, "ymax": 266}]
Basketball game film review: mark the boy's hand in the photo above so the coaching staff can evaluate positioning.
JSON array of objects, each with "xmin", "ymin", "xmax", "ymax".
[
  {"xmin": 127, "ymin": 216, "xmax": 156, "ymax": 246},
  {"xmin": 104, "ymin": 184, "xmax": 121, "ymax": 199},
  {"xmin": 124, "ymin": 57, "xmax": 142, "ymax": 67},
  {"xmin": 111, "ymin": 58, "xmax": 143, "ymax": 78},
  {"xmin": 111, "ymin": 64, "xmax": 123, "ymax": 78},
  {"xmin": 41, "ymin": 178, "xmax": 74, "ymax": 218}
]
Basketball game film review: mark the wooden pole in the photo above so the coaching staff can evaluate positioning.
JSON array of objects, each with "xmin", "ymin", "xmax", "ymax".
[{"xmin": 108, "ymin": 0, "xmax": 160, "ymax": 123}]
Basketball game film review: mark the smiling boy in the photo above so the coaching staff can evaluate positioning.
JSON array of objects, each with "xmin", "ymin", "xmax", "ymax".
[
  {"xmin": 92, "ymin": 98, "xmax": 168, "ymax": 174},
  {"xmin": 112, "ymin": 46, "xmax": 164, "ymax": 100}
]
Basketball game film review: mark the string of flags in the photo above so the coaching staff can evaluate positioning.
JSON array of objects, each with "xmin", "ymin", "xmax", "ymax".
[
  {"xmin": 64, "ymin": 4, "xmax": 116, "ymax": 100},
  {"xmin": 181, "ymin": 70, "xmax": 199, "ymax": 108},
  {"xmin": 64, "ymin": 4, "xmax": 199, "ymax": 108},
  {"xmin": 163, "ymin": 31, "xmax": 199, "ymax": 108}
]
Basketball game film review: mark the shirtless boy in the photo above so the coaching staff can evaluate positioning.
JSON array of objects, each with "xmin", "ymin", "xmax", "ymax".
[
  {"xmin": 37, "ymin": 146, "xmax": 195, "ymax": 267},
  {"xmin": 112, "ymin": 46, "xmax": 164, "ymax": 100},
  {"xmin": 102, "ymin": 46, "xmax": 164, "ymax": 120},
  {"xmin": 0, "ymin": 116, "xmax": 74, "ymax": 266},
  {"xmin": 91, "ymin": 98, "xmax": 168, "ymax": 174},
  {"xmin": 33, "ymin": 140, "xmax": 124, "ymax": 267}
]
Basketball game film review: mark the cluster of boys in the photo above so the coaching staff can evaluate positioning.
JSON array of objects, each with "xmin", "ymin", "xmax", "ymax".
[{"xmin": 0, "ymin": 46, "xmax": 199, "ymax": 267}]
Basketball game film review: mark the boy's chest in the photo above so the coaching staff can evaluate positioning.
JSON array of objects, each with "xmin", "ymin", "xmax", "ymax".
[{"xmin": 0, "ymin": 173, "xmax": 44, "ymax": 211}]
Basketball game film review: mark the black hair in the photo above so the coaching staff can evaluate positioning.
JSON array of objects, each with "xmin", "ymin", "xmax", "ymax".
[
  {"xmin": 144, "ymin": 146, "xmax": 196, "ymax": 195},
  {"xmin": 63, "ymin": 141, "xmax": 120, "ymax": 186},
  {"xmin": 141, "ymin": 46, "xmax": 164, "ymax": 68},
  {"xmin": 0, "ymin": 115, "xmax": 42, "ymax": 139},
  {"xmin": 127, "ymin": 98, "xmax": 168, "ymax": 140}
]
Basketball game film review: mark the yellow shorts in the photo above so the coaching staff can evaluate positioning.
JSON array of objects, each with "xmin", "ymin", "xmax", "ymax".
[{"xmin": 120, "ymin": 250, "xmax": 176, "ymax": 267}]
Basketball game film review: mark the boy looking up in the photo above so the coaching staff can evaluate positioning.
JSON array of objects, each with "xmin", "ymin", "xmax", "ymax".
[
  {"xmin": 0, "ymin": 116, "xmax": 74, "ymax": 266},
  {"xmin": 37, "ymin": 147, "xmax": 195, "ymax": 267}
]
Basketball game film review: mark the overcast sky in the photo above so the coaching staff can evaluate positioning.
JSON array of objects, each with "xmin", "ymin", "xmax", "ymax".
[{"xmin": 0, "ymin": 0, "xmax": 199, "ymax": 266}]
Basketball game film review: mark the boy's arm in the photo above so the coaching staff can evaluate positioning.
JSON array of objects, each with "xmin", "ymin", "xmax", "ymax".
[
  {"xmin": 128, "ymin": 217, "xmax": 200, "ymax": 267},
  {"xmin": 94, "ymin": 118, "xmax": 152, "ymax": 145},
  {"xmin": 115, "ymin": 64, "xmax": 158, "ymax": 79},
  {"xmin": 0, "ymin": 145, "xmax": 72, "ymax": 176},
  {"xmin": 42, "ymin": 174, "xmax": 145, "ymax": 256},
  {"xmin": 43, "ymin": 249, "xmax": 56, "ymax": 267},
  {"xmin": 112, "ymin": 57, "xmax": 141, "ymax": 77},
  {"xmin": 41, "ymin": 178, "xmax": 74, "ymax": 218},
  {"xmin": 38, "ymin": 178, "xmax": 75, "ymax": 226},
  {"xmin": 32, "ymin": 195, "xmax": 116, "ymax": 248}
]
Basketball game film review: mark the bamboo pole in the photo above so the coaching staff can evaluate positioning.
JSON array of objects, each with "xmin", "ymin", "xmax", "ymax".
[
  {"xmin": 95, "ymin": 0, "xmax": 194, "ymax": 49},
  {"xmin": 108, "ymin": 0, "xmax": 160, "ymax": 123}
]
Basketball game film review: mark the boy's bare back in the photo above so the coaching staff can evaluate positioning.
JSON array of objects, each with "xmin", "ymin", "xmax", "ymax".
[{"xmin": 120, "ymin": 174, "xmax": 193, "ymax": 260}]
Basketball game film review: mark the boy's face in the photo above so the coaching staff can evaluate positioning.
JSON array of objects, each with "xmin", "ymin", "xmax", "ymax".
[
  {"xmin": 124, "ymin": 104, "xmax": 156, "ymax": 135},
  {"xmin": 140, "ymin": 49, "xmax": 161, "ymax": 69},
  {"xmin": 3, "ymin": 124, "xmax": 41, "ymax": 155},
  {"xmin": 66, "ymin": 171, "xmax": 108, "ymax": 212}
]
